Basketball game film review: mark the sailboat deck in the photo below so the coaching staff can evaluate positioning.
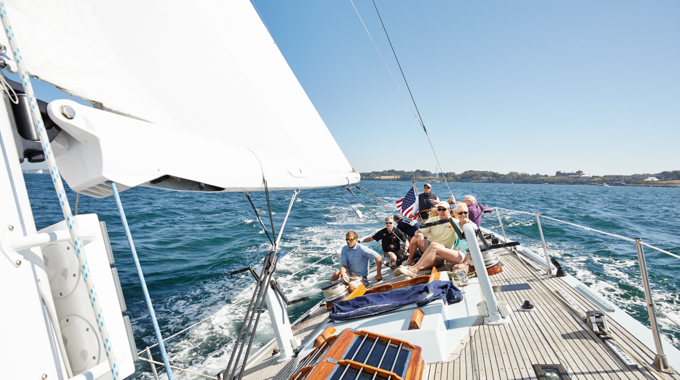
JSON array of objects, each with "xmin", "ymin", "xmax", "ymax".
[
  {"xmin": 240, "ymin": 247, "xmax": 678, "ymax": 380},
  {"xmin": 429, "ymin": 247, "xmax": 680, "ymax": 380}
]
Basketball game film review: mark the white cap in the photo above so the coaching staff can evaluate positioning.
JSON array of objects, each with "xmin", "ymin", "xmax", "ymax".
[{"xmin": 435, "ymin": 201, "xmax": 449, "ymax": 209}]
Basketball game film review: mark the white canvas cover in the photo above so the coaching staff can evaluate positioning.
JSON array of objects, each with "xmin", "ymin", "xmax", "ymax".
[{"xmin": 2, "ymin": 0, "xmax": 359, "ymax": 191}]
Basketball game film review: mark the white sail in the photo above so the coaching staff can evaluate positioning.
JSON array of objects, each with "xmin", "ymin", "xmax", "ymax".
[{"xmin": 2, "ymin": 0, "xmax": 359, "ymax": 194}]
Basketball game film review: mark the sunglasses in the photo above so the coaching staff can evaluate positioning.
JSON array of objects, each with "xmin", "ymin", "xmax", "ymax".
[
  {"xmin": 346, "ymin": 237, "xmax": 356, "ymax": 242},
  {"xmin": 458, "ymin": 211, "xmax": 469, "ymax": 215},
  {"xmin": 385, "ymin": 222, "xmax": 393, "ymax": 225},
  {"xmin": 437, "ymin": 208, "xmax": 448, "ymax": 211}
]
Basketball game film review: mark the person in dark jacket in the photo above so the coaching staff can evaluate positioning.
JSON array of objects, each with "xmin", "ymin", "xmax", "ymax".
[
  {"xmin": 417, "ymin": 183, "xmax": 439, "ymax": 220},
  {"xmin": 360, "ymin": 216, "xmax": 408, "ymax": 269},
  {"xmin": 463, "ymin": 195, "xmax": 492, "ymax": 227}
]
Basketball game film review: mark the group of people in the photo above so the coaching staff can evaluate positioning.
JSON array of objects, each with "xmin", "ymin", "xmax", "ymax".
[{"xmin": 329, "ymin": 183, "xmax": 492, "ymax": 292}]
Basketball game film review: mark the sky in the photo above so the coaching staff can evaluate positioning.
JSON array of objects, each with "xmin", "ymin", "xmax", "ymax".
[{"xmin": 21, "ymin": 0, "xmax": 680, "ymax": 176}]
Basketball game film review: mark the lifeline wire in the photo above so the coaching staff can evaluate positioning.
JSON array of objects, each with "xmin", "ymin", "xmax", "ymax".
[
  {"xmin": 111, "ymin": 183, "xmax": 174, "ymax": 379},
  {"xmin": 495, "ymin": 207, "xmax": 680, "ymax": 260},
  {"xmin": 0, "ymin": 4, "xmax": 120, "ymax": 378}
]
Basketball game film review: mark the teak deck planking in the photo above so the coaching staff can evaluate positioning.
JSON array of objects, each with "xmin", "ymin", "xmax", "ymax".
[{"xmin": 239, "ymin": 247, "xmax": 678, "ymax": 380}]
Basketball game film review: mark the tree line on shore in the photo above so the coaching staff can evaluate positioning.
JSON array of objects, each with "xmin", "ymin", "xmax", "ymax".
[{"xmin": 360, "ymin": 170, "xmax": 680, "ymax": 186}]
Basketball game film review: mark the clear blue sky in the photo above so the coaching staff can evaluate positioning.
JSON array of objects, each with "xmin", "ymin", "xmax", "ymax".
[{"xmin": 22, "ymin": 1, "xmax": 680, "ymax": 176}]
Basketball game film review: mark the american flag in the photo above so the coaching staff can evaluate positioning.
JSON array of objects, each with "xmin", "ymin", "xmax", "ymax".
[{"xmin": 396, "ymin": 187, "xmax": 418, "ymax": 219}]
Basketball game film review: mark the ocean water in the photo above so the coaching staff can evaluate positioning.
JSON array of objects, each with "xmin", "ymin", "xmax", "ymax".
[{"xmin": 23, "ymin": 175, "xmax": 680, "ymax": 379}]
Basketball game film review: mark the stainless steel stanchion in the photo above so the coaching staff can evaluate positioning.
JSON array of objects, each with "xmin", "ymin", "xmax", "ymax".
[
  {"xmin": 496, "ymin": 207, "xmax": 508, "ymax": 243},
  {"xmin": 146, "ymin": 347, "xmax": 160, "ymax": 380},
  {"xmin": 635, "ymin": 238, "xmax": 671, "ymax": 372},
  {"xmin": 536, "ymin": 214, "xmax": 552, "ymax": 276}
]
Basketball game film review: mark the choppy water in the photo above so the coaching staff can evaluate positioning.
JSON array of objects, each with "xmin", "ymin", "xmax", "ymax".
[{"xmin": 23, "ymin": 175, "xmax": 680, "ymax": 379}]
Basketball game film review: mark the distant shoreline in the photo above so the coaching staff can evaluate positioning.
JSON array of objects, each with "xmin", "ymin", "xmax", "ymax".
[
  {"xmin": 360, "ymin": 170, "xmax": 680, "ymax": 188},
  {"xmin": 360, "ymin": 178, "xmax": 680, "ymax": 188}
]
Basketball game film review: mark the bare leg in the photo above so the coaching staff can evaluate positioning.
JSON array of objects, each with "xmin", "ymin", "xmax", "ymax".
[
  {"xmin": 412, "ymin": 244, "xmax": 464, "ymax": 274},
  {"xmin": 410, "ymin": 243, "xmax": 444, "ymax": 273},
  {"xmin": 330, "ymin": 271, "xmax": 341, "ymax": 282},
  {"xmin": 348, "ymin": 283, "xmax": 358, "ymax": 293},
  {"xmin": 406, "ymin": 236, "xmax": 419, "ymax": 263},
  {"xmin": 387, "ymin": 252, "xmax": 397, "ymax": 269}
]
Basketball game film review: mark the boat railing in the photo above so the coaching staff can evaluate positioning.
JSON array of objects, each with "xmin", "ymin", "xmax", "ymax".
[{"xmin": 492, "ymin": 206, "xmax": 677, "ymax": 371}]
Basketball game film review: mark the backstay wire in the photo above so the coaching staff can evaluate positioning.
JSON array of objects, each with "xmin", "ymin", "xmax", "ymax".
[{"xmin": 350, "ymin": 0, "xmax": 456, "ymax": 202}]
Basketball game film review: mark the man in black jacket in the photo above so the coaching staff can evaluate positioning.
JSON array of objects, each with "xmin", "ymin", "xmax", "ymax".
[
  {"xmin": 417, "ymin": 183, "xmax": 439, "ymax": 220},
  {"xmin": 360, "ymin": 216, "xmax": 408, "ymax": 269}
]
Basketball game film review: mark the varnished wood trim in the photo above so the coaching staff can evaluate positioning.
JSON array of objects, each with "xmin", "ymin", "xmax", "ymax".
[
  {"xmin": 365, "ymin": 276, "xmax": 429, "ymax": 294},
  {"xmin": 404, "ymin": 346, "xmax": 424, "ymax": 380},
  {"xmin": 304, "ymin": 329, "xmax": 355, "ymax": 380},
  {"xmin": 428, "ymin": 267, "xmax": 440, "ymax": 283},
  {"xmin": 313, "ymin": 326, "xmax": 336, "ymax": 348},
  {"xmin": 409, "ymin": 309, "xmax": 424, "ymax": 330}
]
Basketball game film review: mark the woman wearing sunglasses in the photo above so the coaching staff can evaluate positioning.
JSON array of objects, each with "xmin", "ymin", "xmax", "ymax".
[{"xmin": 396, "ymin": 202, "xmax": 471, "ymax": 277}]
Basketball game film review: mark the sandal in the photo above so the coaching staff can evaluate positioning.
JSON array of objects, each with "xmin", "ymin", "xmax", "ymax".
[
  {"xmin": 394, "ymin": 266, "xmax": 418, "ymax": 278},
  {"xmin": 402, "ymin": 266, "xmax": 418, "ymax": 278}
]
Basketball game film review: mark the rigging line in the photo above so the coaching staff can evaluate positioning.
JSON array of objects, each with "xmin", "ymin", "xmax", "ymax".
[
  {"xmin": 277, "ymin": 254, "xmax": 336, "ymax": 281},
  {"xmin": 348, "ymin": 0, "xmax": 419, "ymax": 121},
  {"xmin": 236, "ymin": 256, "xmax": 276, "ymax": 380},
  {"xmin": 222, "ymin": 254, "xmax": 274, "ymax": 378},
  {"xmin": 222, "ymin": 265, "xmax": 268, "ymax": 380},
  {"xmin": 264, "ymin": 180, "xmax": 277, "ymax": 250},
  {"xmin": 371, "ymin": 0, "xmax": 425, "ymax": 132},
  {"xmin": 354, "ymin": 184, "xmax": 398, "ymax": 213},
  {"xmin": 138, "ymin": 277, "xmax": 252, "ymax": 353},
  {"xmin": 345, "ymin": 185, "xmax": 385, "ymax": 225},
  {"xmin": 367, "ymin": 0, "xmax": 456, "ymax": 202},
  {"xmin": 424, "ymin": 132, "xmax": 456, "ymax": 202},
  {"xmin": 244, "ymin": 191, "xmax": 274, "ymax": 246},
  {"xmin": 276, "ymin": 189, "xmax": 300, "ymax": 248},
  {"xmin": 345, "ymin": 186, "xmax": 406, "ymax": 244},
  {"xmin": 335, "ymin": 186, "xmax": 362, "ymax": 215},
  {"xmin": 137, "ymin": 356, "xmax": 217, "ymax": 380}
]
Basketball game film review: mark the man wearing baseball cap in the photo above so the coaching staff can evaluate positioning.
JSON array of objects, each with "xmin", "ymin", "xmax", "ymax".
[{"xmin": 417, "ymin": 183, "xmax": 439, "ymax": 220}]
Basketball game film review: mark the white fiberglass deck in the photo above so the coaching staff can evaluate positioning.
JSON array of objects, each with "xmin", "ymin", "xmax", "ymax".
[{"xmin": 239, "ymin": 247, "xmax": 680, "ymax": 380}]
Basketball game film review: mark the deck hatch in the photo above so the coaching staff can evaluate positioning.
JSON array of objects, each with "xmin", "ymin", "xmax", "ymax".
[
  {"xmin": 493, "ymin": 283, "xmax": 532, "ymax": 292},
  {"xmin": 342, "ymin": 336, "xmax": 411, "ymax": 377},
  {"xmin": 532, "ymin": 364, "xmax": 569, "ymax": 380},
  {"xmin": 290, "ymin": 330, "xmax": 423, "ymax": 380}
]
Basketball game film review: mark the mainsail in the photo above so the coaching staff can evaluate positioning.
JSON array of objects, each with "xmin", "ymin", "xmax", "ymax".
[{"xmin": 2, "ymin": 0, "xmax": 359, "ymax": 194}]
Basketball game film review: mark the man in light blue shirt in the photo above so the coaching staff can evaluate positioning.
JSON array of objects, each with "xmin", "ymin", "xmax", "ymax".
[{"xmin": 330, "ymin": 231, "xmax": 382, "ymax": 292}]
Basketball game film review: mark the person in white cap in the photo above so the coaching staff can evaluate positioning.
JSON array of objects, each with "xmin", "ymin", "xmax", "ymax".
[
  {"xmin": 395, "ymin": 201, "xmax": 467, "ymax": 277},
  {"xmin": 417, "ymin": 183, "xmax": 439, "ymax": 220}
]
